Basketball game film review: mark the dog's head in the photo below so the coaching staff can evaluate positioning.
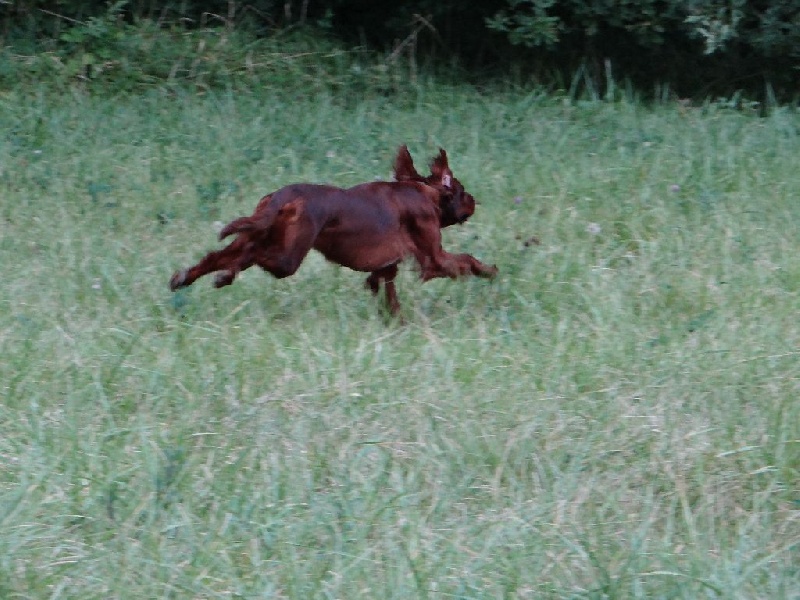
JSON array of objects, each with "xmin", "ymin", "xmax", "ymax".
[
  {"xmin": 428, "ymin": 148, "xmax": 476, "ymax": 227},
  {"xmin": 393, "ymin": 145, "xmax": 476, "ymax": 227}
]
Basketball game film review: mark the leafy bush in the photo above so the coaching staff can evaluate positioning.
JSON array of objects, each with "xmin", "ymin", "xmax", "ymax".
[
  {"xmin": 487, "ymin": 0, "xmax": 800, "ymax": 58},
  {"xmin": 485, "ymin": 0, "xmax": 799, "ymax": 98},
  {"xmin": 0, "ymin": 3, "xmax": 407, "ymax": 93},
  {"xmin": 1, "ymin": 0, "xmax": 798, "ymax": 97},
  {"xmin": 487, "ymin": 0, "xmax": 680, "ymax": 47}
]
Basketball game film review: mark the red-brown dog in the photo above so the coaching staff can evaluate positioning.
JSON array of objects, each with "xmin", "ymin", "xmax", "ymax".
[{"xmin": 169, "ymin": 146, "xmax": 497, "ymax": 315}]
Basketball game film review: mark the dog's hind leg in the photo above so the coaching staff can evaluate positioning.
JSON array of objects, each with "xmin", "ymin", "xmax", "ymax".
[
  {"xmin": 169, "ymin": 235, "xmax": 254, "ymax": 290},
  {"xmin": 251, "ymin": 199, "xmax": 316, "ymax": 280},
  {"xmin": 365, "ymin": 264, "xmax": 401, "ymax": 315},
  {"xmin": 365, "ymin": 272, "xmax": 382, "ymax": 295}
]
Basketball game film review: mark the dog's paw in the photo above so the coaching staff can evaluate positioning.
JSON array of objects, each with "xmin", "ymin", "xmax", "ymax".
[
  {"xmin": 482, "ymin": 265, "xmax": 499, "ymax": 279},
  {"xmin": 169, "ymin": 269, "xmax": 188, "ymax": 291},
  {"xmin": 213, "ymin": 270, "xmax": 235, "ymax": 288}
]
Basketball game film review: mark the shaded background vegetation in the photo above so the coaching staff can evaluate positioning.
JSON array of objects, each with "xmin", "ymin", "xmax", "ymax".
[{"xmin": 2, "ymin": 0, "xmax": 799, "ymax": 99}]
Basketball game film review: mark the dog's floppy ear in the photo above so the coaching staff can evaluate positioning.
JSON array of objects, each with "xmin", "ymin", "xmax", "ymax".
[
  {"xmin": 393, "ymin": 145, "xmax": 423, "ymax": 181},
  {"xmin": 430, "ymin": 148, "xmax": 453, "ymax": 189}
]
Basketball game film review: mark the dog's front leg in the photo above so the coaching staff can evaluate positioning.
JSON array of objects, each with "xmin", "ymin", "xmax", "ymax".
[{"xmin": 419, "ymin": 252, "xmax": 498, "ymax": 282}]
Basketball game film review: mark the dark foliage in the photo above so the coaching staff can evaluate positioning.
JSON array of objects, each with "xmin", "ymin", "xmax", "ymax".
[{"xmin": 1, "ymin": 0, "xmax": 798, "ymax": 98}]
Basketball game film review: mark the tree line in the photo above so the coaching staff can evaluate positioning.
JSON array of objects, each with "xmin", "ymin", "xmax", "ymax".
[{"xmin": 2, "ymin": 0, "xmax": 798, "ymax": 98}]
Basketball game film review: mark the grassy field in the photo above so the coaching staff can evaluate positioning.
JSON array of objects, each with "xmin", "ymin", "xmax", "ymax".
[{"xmin": 1, "ymin": 83, "xmax": 798, "ymax": 598}]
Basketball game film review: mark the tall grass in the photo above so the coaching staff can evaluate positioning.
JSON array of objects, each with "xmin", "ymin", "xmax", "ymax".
[{"xmin": 1, "ymin": 83, "xmax": 798, "ymax": 598}]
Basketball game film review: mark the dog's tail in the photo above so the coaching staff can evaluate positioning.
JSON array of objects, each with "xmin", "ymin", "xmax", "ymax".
[
  {"xmin": 219, "ymin": 195, "xmax": 304, "ymax": 241},
  {"xmin": 219, "ymin": 215, "xmax": 266, "ymax": 240},
  {"xmin": 218, "ymin": 194, "xmax": 278, "ymax": 240}
]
